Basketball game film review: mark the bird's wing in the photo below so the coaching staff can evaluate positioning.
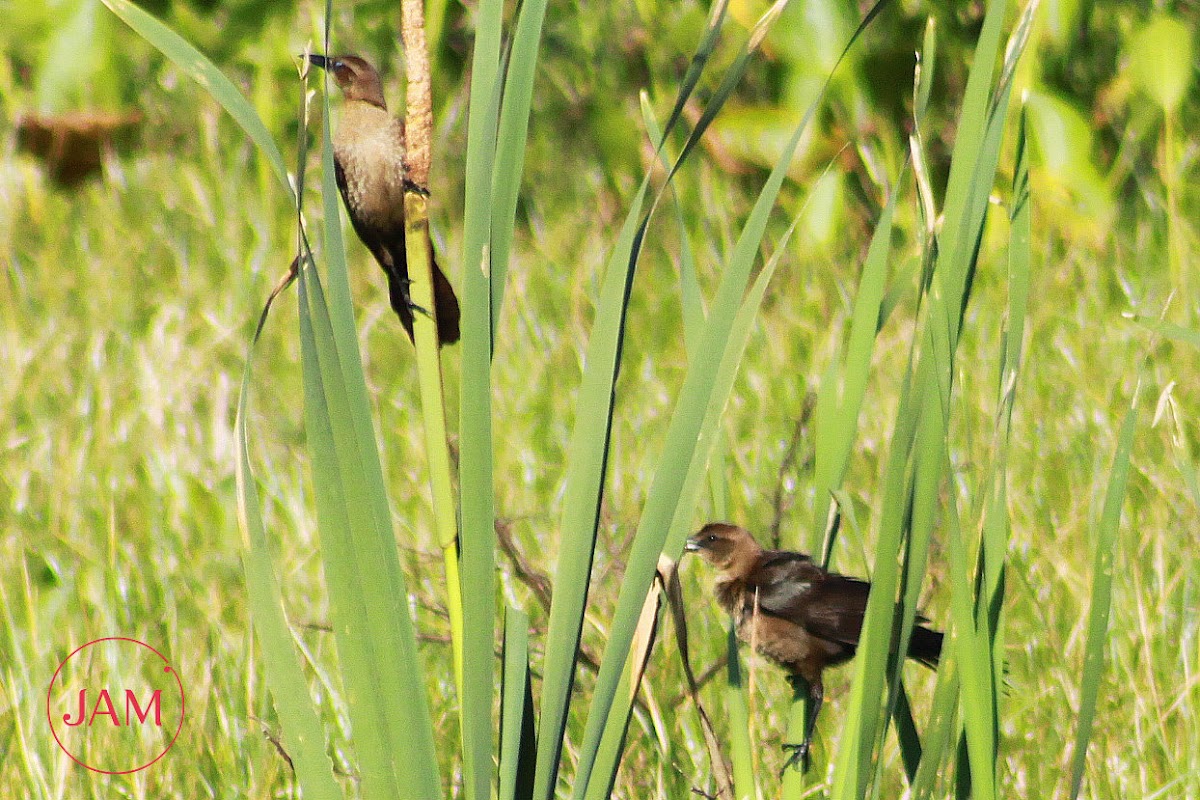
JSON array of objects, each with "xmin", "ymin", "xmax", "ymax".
[
  {"xmin": 794, "ymin": 574, "xmax": 870, "ymax": 646},
  {"xmin": 745, "ymin": 552, "xmax": 819, "ymax": 613},
  {"xmin": 750, "ymin": 554, "xmax": 871, "ymax": 647}
]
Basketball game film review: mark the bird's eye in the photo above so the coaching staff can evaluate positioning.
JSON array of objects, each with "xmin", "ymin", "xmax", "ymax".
[{"xmin": 706, "ymin": 534, "xmax": 718, "ymax": 544}]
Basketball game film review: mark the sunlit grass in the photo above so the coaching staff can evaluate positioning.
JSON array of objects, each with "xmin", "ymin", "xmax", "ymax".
[{"xmin": 2, "ymin": 9, "xmax": 1198, "ymax": 800}]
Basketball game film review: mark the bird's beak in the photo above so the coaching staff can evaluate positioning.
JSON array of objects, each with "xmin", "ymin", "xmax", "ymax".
[
  {"xmin": 307, "ymin": 54, "xmax": 331, "ymax": 70},
  {"xmin": 684, "ymin": 537, "xmax": 702, "ymax": 553}
]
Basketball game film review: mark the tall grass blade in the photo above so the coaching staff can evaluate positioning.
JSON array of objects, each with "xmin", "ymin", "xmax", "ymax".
[
  {"xmin": 942, "ymin": 448, "xmax": 997, "ymax": 800},
  {"xmin": 531, "ymin": 183, "xmax": 650, "ymax": 800},
  {"xmin": 585, "ymin": 581, "xmax": 667, "ymax": 800},
  {"xmin": 934, "ymin": 0, "xmax": 1007, "ymax": 324},
  {"xmin": 640, "ymin": 92, "xmax": 704, "ymax": 356},
  {"xmin": 809, "ymin": 178, "xmax": 900, "ymax": 557},
  {"xmin": 663, "ymin": 558, "xmax": 738, "ymax": 799},
  {"xmin": 968, "ymin": 103, "xmax": 1031, "ymax": 763},
  {"xmin": 944, "ymin": 12, "xmax": 1035, "ymax": 800},
  {"xmin": 724, "ymin": 630, "xmax": 757, "ymax": 800},
  {"xmin": 499, "ymin": 606, "xmax": 537, "ymax": 800},
  {"xmin": 603, "ymin": 223, "xmax": 794, "ymax": 798},
  {"xmin": 230, "ymin": 65, "xmax": 340, "ymax": 800},
  {"xmin": 489, "ymin": 0, "xmax": 550, "ymax": 336},
  {"xmin": 910, "ymin": 662, "xmax": 960, "ymax": 799},
  {"xmin": 458, "ymin": 0, "xmax": 505, "ymax": 796},
  {"xmin": 1132, "ymin": 317, "xmax": 1200, "ymax": 349},
  {"xmin": 1068, "ymin": 395, "xmax": 1139, "ymax": 799}
]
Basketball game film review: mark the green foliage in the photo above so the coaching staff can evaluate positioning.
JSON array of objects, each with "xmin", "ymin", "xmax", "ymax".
[
  {"xmin": 1128, "ymin": 15, "xmax": 1193, "ymax": 113},
  {"xmin": 3, "ymin": 1, "xmax": 1199, "ymax": 800}
]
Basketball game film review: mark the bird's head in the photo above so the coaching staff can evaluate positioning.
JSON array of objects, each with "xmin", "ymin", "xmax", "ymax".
[
  {"xmin": 685, "ymin": 522, "xmax": 763, "ymax": 574},
  {"xmin": 307, "ymin": 54, "xmax": 387, "ymax": 108}
]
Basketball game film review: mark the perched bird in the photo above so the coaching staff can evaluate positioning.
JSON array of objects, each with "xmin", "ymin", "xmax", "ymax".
[
  {"xmin": 307, "ymin": 54, "xmax": 460, "ymax": 346},
  {"xmin": 685, "ymin": 522, "xmax": 943, "ymax": 772}
]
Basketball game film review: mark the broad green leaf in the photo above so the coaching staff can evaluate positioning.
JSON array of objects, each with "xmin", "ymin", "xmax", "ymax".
[{"xmin": 1128, "ymin": 15, "xmax": 1194, "ymax": 112}]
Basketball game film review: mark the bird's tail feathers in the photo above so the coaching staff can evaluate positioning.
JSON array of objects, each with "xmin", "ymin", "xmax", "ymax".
[{"xmin": 907, "ymin": 624, "xmax": 944, "ymax": 668}]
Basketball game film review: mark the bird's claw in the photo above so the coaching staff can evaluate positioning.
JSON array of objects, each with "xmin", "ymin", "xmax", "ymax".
[
  {"xmin": 402, "ymin": 178, "xmax": 430, "ymax": 197},
  {"xmin": 779, "ymin": 741, "xmax": 810, "ymax": 776},
  {"xmin": 398, "ymin": 280, "xmax": 432, "ymax": 320}
]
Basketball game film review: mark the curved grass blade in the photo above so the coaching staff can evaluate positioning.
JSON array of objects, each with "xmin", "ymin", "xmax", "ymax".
[
  {"xmin": 236, "ymin": 328, "xmax": 343, "ymax": 800},
  {"xmin": 98, "ymin": 0, "xmax": 291, "ymax": 195}
]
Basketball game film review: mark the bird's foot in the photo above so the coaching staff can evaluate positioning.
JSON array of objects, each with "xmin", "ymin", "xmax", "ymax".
[
  {"xmin": 402, "ymin": 177, "xmax": 430, "ymax": 197},
  {"xmin": 779, "ymin": 741, "xmax": 810, "ymax": 776},
  {"xmin": 397, "ymin": 280, "xmax": 432, "ymax": 319}
]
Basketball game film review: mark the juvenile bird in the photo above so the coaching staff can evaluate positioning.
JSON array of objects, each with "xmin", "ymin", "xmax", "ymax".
[
  {"xmin": 308, "ymin": 54, "xmax": 460, "ymax": 345},
  {"xmin": 685, "ymin": 522, "xmax": 943, "ymax": 772}
]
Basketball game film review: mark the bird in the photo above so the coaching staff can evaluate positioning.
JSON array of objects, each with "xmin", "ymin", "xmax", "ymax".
[
  {"xmin": 307, "ymin": 53, "xmax": 460, "ymax": 346},
  {"xmin": 685, "ymin": 522, "xmax": 943, "ymax": 773}
]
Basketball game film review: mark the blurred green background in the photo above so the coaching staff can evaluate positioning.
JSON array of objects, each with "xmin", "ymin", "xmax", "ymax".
[{"xmin": 1, "ymin": 0, "xmax": 1197, "ymax": 798}]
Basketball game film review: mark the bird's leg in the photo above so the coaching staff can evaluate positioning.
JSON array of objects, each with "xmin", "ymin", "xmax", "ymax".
[
  {"xmin": 397, "ymin": 276, "xmax": 432, "ymax": 318},
  {"xmin": 780, "ymin": 675, "xmax": 823, "ymax": 775},
  {"xmin": 385, "ymin": 264, "xmax": 432, "ymax": 323}
]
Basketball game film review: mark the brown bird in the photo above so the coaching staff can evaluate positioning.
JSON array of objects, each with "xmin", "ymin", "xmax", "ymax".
[
  {"xmin": 685, "ymin": 522, "xmax": 943, "ymax": 773},
  {"xmin": 308, "ymin": 54, "xmax": 460, "ymax": 346}
]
